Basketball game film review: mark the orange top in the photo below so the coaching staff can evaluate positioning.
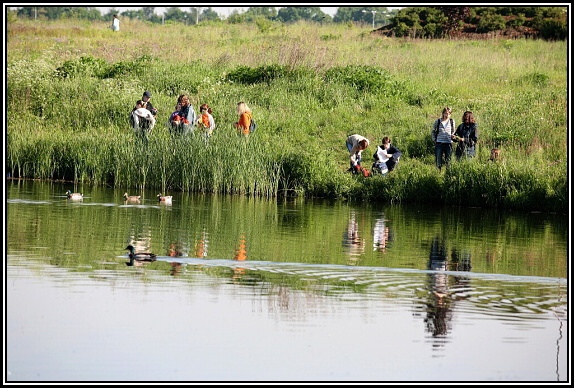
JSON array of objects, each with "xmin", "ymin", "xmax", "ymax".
[
  {"xmin": 199, "ymin": 113, "xmax": 210, "ymax": 128},
  {"xmin": 235, "ymin": 112, "xmax": 252, "ymax": 135}
]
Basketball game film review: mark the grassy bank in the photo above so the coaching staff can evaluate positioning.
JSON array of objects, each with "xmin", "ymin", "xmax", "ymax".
[{"xmin": 6, "ymin": 18, "xmax": 568, "ymax": 212}]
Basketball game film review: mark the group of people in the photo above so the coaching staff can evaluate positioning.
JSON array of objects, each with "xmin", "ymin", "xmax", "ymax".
[
  {"xmin": 432, "ymin": 107, "xmax": 479, "ymax": 170},
  {"xmin": 346, "ymin": 107, "xmax": 479, "ymax": 175},
  {"xmin": 130, "ymin": 91, "xmax": 254, "ymax": 139},
  {"xmin": 346, "ymin": 134, "xmax": 402, "ymax": 177}
]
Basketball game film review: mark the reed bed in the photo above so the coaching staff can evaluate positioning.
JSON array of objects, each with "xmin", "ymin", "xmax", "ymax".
[{"xmin": 6, "ymin": 19, "xmax": 567, "ymax": 212}]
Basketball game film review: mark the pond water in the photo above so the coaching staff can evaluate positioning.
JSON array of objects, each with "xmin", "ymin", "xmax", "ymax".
[{"xmin": 5, "ymin": 180, "xmax": 568, "ymax": 382}]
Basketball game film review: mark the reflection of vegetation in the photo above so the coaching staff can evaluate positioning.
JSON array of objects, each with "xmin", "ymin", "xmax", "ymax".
[{"xmin": 6, "ymin": 181, "xmax": 567, "ymax": 281}]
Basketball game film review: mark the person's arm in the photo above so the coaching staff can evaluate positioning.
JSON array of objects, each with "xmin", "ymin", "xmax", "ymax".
[
  {"xmin": 131, "ymin": 111, "xmax": 139, "ymax": 130},
  {"xmin": 187, "ymin": 106, "xmax": 196, "ymax": 126},
  {"xmin": 453, "ymin": 124, "xmax": 463, "ymax": 142},
  {"xmin": 147, "ymin": 101, "xmax": 157, "ymax": 116},
  {"xmin": 388, "ymin": 145, "xmax": 401, "ymax": 160},
  {"xmin": 209, "ymin": 115, "xmax": 216, "ymax": 130},
  {"xmin": 471, "ymin": 123, "xmax": 478, "ymax": 145}
]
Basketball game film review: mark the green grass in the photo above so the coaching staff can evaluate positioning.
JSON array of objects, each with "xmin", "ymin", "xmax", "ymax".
[{"xmin": 6, "ymin": 18, "xmax": 567, "ymax": 212}]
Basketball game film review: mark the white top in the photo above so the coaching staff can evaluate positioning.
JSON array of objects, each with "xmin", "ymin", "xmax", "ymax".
[
  {"xmin": 132, "ymin": 108, "xmax": 155, "ymax": 130},
  {"xmin": 112, "ymin": 17, "xmax": 120, "ymax": 31},
  {"xmin": 375, "ymin": 145, "xmax": 390, "ymax": 164}
]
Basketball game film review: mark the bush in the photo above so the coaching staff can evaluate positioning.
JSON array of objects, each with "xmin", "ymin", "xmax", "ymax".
[{"xmin": 476, "ymin": 13, "xmax": 507, "ymax": 33}]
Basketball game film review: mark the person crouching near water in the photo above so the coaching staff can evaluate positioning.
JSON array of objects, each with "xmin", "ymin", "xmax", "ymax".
[
  {"xmin": 372, "ymin": 136, "xmax": 401, "ymax": 175},
  {"xmin": 346, "ymin": 134, "xmax": 370, "ymax": 176}
]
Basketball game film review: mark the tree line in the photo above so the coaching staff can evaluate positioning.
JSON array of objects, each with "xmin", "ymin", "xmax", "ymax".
[{"xmin": 10, "ymin": 6, "xmax": 567, "ymax": 40}]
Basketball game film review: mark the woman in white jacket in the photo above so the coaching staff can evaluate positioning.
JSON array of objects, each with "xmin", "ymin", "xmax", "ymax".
[{"xmin": 130, "ymin": 100, "xmax": 156, "ymax": 140}]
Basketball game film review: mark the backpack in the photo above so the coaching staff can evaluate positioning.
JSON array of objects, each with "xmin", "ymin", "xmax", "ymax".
[
  {"xmin": 249, "ymin": 118, "xmax": 257, "ymax": 133},
  {"xmin": 434, "ymin": 118, "xmax": 454, "ymax": 139}
]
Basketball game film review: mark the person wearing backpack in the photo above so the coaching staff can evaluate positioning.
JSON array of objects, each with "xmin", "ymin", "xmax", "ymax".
[
  {"xmin": 234, "ymin": 101, "xmax": 253, "ymax": 136},
  {"xmin": 453, "ymin": 111, "xmax": 479, "ymax": 160},
  {"xmin": 431, "ymin": 107, "xmax": 456, "ymax": 170},
  {"xmin": 130, "ymin": 100, "xmax": 156, "ymax": 133}
]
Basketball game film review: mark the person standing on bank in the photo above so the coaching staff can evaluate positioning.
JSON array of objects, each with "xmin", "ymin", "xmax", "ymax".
[
  {"xmin": 169, "ymin": 94, "xmax": 196, "ymax": 135},
  {"xmin": 130, "ymin": 100, "xmax": 156, "ymax": 143},
  {"xmin": 234, "ymin": 101, "xmax": 252, "ymax": 136},
  {"xmin": 453, "ymin": 110, "xmax": 479, "ymax": 160},
  {"xmin": 141, "ymin": 91, "xmax": 157, "ymax": 119},
  {"xmin": 197, "ymin": 103, "xmax": 216, "ymax": 137},
  {"xmin": 346, "ymin": 134, "xmax": 370, "ymax": 175},
  {"xmin": 431, "ymin": 107, "xmax": 455, "ymax": 170},
  {"xmin": 111, "ymin": 14, "xmax": 120, "ymax": 31}
]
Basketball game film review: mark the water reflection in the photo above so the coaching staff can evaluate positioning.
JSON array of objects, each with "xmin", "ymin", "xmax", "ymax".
[
  {"xmin": 168, "ymin": 242, "xmax": 185, "ymax": 276},
  {"xmin": 194, "ymin": 229, "xmax": 209, "ymax": 258},
  {"xmin": 343, "ymin": 211, "xmax": 365, "ymax": 264},
  {"xmin": 126, "ymin": 225, "xmax": 153, "ymax": 256},
  {"xmin": 233, "ymin": 233, "xmax": 248, "ymax": 281},
  {"xmin": 423, "ymin": 235, "xmax": 472, "ymax": 351},
  {"xmin": 5, "ymin": 181, "xmax": 569, "ymax": 381},
  {"xmin": 372, "ymin": 216, "xmax": 389, "ymax": 252}
]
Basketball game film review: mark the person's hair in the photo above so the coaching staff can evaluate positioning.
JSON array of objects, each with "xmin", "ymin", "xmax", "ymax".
[
  {"xmin": 236, "ymin": 101, "xmax": 251, "ymax": 115},
  {"xmin": 441, "ymin": 107, "xmax": 452, "ymax": 119},
  {"xmin": 135, "ymin": 100, "xmax": 144, "ymax": 107},
  {"xmin": 200, "ymin": 103, "xmax": 212, "ymax": 114},
  {"xmin": 179, "ymin": 94, "xmax": 190, "ymax": 105},
  {"xmin": 113, "ymin": 14, "xmax": 117, "ymax": 18},
  {"xmin": 462, "ymin": 111, "xmax": 476, "ymax": 124},
  {"xmin": 381, "ymin": 136, "xmax": 391, "ymax": 145},
  {"xmin": 358, "ymin": 139, "xmax": 368, "ymax": 149}
]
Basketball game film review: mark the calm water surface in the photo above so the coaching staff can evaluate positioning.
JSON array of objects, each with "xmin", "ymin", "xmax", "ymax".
[{"xmin": 5, "ymin": 180, "xmax": 568, "ymax": 382}]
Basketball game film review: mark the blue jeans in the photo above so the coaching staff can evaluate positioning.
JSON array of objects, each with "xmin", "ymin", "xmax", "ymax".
[{"xmin": 435, "ymin": 143, "xmax": 452, "ymax": 170}]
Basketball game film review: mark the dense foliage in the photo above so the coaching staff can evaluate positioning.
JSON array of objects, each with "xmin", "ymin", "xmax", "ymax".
[{"xmin": 6, "ymin": 18, "xmax": 567, "ymax": 212}]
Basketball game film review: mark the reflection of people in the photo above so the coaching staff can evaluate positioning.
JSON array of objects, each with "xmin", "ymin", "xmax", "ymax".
[
  {"xmin": 194, "ymin": 230, "xmax": 209, "ymax": 258},
  {"xmin": 234, "ymin": 234, "xmax": 247, "ymax": 262},
  {"xmin": 423, "ymin": 236, "xmax": 472, "ymax": 347},
  {"xmin": 346, "ymin": 134, "xmax": 370, "ymax": 175},
  {"xmin": 342, "ymin": 211, "xmax": 365, "ymax": 264},
  {"xmin": 167, "ymin": 242, "xmax": 185, "ymax": 276},
  {"xmin": 372, "ymin": 217, "xmax": 389, "ymax": 251},
  {"xmin": 431, "ymin": 107, "xmax": 455, "ymax": 170},
  {"xmin": 425, "ymin": 236, "xmax": 452, "ymax": 339},
  {"xmin": 168, "ymin": 242, "xmax": 184, "ymax": 257},
  {"xmin": 449, "ymin": 248, "xmax": 472, "ymax": 271},
  {"xmin": 233, "ymin": 234, "xmax": 248, "ymax": 280}
]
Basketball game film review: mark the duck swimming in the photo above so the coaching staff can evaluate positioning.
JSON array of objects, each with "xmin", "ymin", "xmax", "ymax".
[
  {"xmin": 157, "ymin": 194, "xmax": 173, "ymax": 203},
  {"xmin": 66, "ymin": 190, "xmax": 83, "ymax": 200},
  {"xmin": 123, "ymin": 193, "xmax": 141, "ymax": 202},
  {"xmin": 124, "ymin": 245, "xmax": 157, "ymax": 262}
]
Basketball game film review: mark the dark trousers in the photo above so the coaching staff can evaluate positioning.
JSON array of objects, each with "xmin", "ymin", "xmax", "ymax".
[{"xmin": 434, "ymin": 143, "xmax": 452, "ymax": 170}]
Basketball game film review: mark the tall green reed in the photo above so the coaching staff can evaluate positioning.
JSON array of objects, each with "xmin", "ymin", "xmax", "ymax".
[{"xmin": 6, "ymin": 19, "xmax": 567, "ymax": 212}]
